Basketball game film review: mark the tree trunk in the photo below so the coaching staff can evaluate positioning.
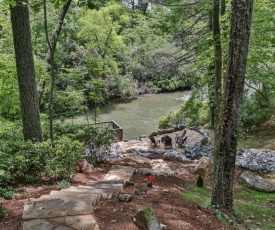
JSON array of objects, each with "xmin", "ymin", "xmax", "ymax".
[
  {"xmin": 212, "ymin": 0, "xmax": 223, "ymax": 181},
  {"xmin": 10, "ymin": 0, "xmax": 42, "ymax": 141},
  {"xmin": 37, "ymin": 0, "xmax": 72, "ymax": 104},
  {"xmin": 211, "ymin": 0, "xmax": 254, "ymax": 210},
  {"xmin": 43, "ymin": 0, "xmax": 55, "ymax": 143},
  {"xmin": 208, "ymin": 11, "xmax": 215, "ymax": 129},
  {"xmin": 213, "ymin": 0, "xmax": 222, "ymax": 141}
]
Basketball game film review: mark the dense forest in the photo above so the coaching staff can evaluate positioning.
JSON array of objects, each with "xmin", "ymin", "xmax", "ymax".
[{"xmin": 0, "ymin": 0, "xmax": 274, "ymax": 216}]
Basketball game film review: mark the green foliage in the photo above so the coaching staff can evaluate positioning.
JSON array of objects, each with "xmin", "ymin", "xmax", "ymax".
[
  {"xmin": 196, "ymin": 175, "xmax": 204, "ymax": 187},
  {"xmin": 53, "ymin": 122, "xmax": 115, "ymax": 165},
  {"xmin": 144, "ymin": 204, "xmax": 154, "ymax": 224},
  {"xmin": 158, "ymin": 93, "xmax": 210, "ymax": 129},
  {"xmin": 57, "ymin": 179, "xmax": 71, "ymax": 190},
  {"xmin": 241, "ymin": 92, "xmax": 272, "ymax": 129},
  {"xmin": 45, "ymin": 137, "xmax": 84, "ymax": 180}
]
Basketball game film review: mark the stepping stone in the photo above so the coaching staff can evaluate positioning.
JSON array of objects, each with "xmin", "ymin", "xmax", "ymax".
[
  {"xmin": 48, "ymin": 190, "xmax": 102, "ymax": 200},
  {"xmin": 62, "ymin": 187, "xmax": 118, "ymax": 198},
  {"xmin": 22, "ymin": 196, "xmax": 95, "ymax": 220},
  {"xmin": 149, "ymin": 159, "xmax": 174, "ymax": 176},
  {"xmin": 82, "ymin": 183, "xmax": 124, "ymax": 190},
  {"xmin": 77, "ymin": 186, "xmax": 122, "ymax": 195},
  {"xmin": 88, "ymin": 179, "xmax": 124, "ymax": 184},
  {"xmin": 39, "ymin": 194, "xmax": 100, "ymax": 205},
  {"xmin": 23, "ymin": 214, "xmax": 99, "ymax": 230},
  {"xmin": 103, "ymin": 165, "xmax": 136, "ymax": 184},
  {"xmin": 125, "ymin": 152, "xmax": 150, "ymax": 164}
]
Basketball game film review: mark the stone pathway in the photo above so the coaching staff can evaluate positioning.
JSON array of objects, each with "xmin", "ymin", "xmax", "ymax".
[
  {"xmin": 22, "ymin": 166, "xmax": 135, "ymax": 230},
  {"xmin": 22, "ymin": 156, "xmax": 174, "ymax": 229}
]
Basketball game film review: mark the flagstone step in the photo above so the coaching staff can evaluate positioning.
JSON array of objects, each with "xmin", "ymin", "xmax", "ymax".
[
  {"xmin": 23, "ymin": 214, "xmax": 99, "ymax": 230},
  {"xmin": 40, "ymin": 194, "xmax": 101, "ymax": 205},
  {"xmin": 22, "ymin": 164, "xmax": 136, "ymax": 229},
  {"xmin": 79, "ymin": 183, "xmax": 123, "ymax": 190},
  {"xmin": 48, "ymin": 190, "xmax": 102, "ymax": 200},
  {"xmin": 62, "ymin": 187, "xmax": 118, "ymax": 198},
  {"xmin": 22, "ymin": 196, "xmax": 95, "ymax": 220},
  {"xmin": 88, "ymin": 179, "xmax": 124, "ymax": 184},
  {"xmin": 103, "ymin": 165, "xmax": 136, "ymax": 184}
]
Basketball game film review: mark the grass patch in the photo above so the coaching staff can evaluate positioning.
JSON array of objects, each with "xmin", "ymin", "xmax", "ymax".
[
  {"xmin": 234, "ymin": 184, "xmax": 275, "ymax": 230},
  {"xmin": 181, "ymin": 183, "xmax": 275, "ymax": 229},
  {"xmin": 181, "ymin": 184, "xmax": 211, "ymax": 208}
]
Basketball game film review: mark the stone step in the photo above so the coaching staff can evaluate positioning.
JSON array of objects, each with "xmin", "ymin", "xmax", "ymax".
[
  {"xmin": 62, "ymin": 187, "xmax": 117, "ymax": 199},
  {"xmin": 80, "ymin": 183, "xmax": 123, "ymax": 190},
  {"xmin": 48, "ymin": 190, "xmax": 102, "ymax": 200},
  {"xmin": 40, "ymin": 193, "xmax": 100, "ymax": 205},
  {"xmin": 23, "ymin": 214, "xmax": 99, "ymax": 230},
  {"xmin": 103, "ymin": 165, "xmax": 136, "ymax": 184},
  {"xmin": 88, "ymin": 179, "xmax": 124, "ymax": 184},
  {"xmin": 22, "ymin": 196, "xmax": 95, "ymax": 220},
  {"xmin": 77, "ymin": 186, "xmax": 121, "ymax": 196}
]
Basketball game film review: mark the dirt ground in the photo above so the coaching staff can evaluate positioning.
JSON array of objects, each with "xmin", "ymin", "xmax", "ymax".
[{"xmin": 0, "ymin": 154, "xmax": 239, "ymax": 230}]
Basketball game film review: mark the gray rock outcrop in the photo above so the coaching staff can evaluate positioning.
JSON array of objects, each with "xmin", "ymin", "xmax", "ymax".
[{"xmin": 239, "ymin": 171, "xmax": 275, "ymax": 192}]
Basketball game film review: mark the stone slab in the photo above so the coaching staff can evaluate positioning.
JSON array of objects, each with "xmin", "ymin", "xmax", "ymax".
[
  {"xmin": 83, "ymin": 183, "xmax": 124, "ymax": 190},
  {"xmin": 88, "ymin": 180, "xmax": 124, "ymax": 184},
  {"xmin": 125, "ymin": 152, "xmax": 150, "ymax": 164},
  {"xmin": 149, "ymin": 159, "xmax": 174, "ymax": 176},
  {"xmin": 22, "ymin": 196, "xmax": 95, "ymax": 220},
  {"xmin": 63, "ymin": 187, "xmax": 116, "ymax": 198},
  {"xmin": 103, "ymin": 165, "xmax": 136, "ymax": 184},
  {"xmin": 49, "ymin": 190, "xmax": 102, "ymax": 199},
  {"xmin": 39, "ymin": 194, "xmax": 100, "ymax": 205},
  {"xmin": 23, "ymin": 214, "xmax": 99, "ymax": 230}
]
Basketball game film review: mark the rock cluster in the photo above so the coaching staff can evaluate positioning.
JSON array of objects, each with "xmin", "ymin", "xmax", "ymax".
[
  {"xmin": 108, "ymin": 125, "xmax": 275, "ymax": 172},
  {"xmin": 236, "ymin": 149, "xmax": 275, "ymax": 172}
]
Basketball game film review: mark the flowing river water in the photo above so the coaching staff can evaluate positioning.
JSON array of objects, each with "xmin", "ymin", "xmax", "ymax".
[{"xmin": 69, "ymin": 91, "xmax": 191, "ymax": 140}]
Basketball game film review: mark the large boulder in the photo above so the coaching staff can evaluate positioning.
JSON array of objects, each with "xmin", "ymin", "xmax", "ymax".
[
  {"xmin": 133, "ymin": 205, "xmax": 161, "ymax": 230},
  {"xmin": 239, "ymin": 171, "xmax": 275, "ymax": 192},
  {"xmin": 194, "ymin": 156, "xmax": 213, "ymax": 177}
]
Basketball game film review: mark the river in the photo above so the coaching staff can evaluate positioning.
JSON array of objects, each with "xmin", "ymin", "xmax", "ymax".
[{"xmin": 69, "ymin": 91, "xmax": 191, "ymax": 140}]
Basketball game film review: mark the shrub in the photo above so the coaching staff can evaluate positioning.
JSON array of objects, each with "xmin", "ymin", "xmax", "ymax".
[
  {"xmin": 45, "ymin": 137, "xmax": 84, "ymax": 180},
  {"xmin": 241, "ymin": 92, "xmax": 272, "ymax": 129},
  {"xmin": 158, "ymin": 93, "xmax": 210, "ymax": 129},
  {"xmin": 196, "ymin": 175, "xmax": 204, "ymax": 187},
  {"xmin": 57, "ymin": 180, "xmax": 71, "ymax": 190}
]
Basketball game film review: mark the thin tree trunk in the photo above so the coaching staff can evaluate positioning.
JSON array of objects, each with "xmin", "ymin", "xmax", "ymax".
[
  {"xmin": 211, "ymin": 0, "xmax": 254, "ymax": 210},
  {"xmin": 208, "ymin": 11, "xmax": 215, "ymax": 129},
  {"xmin": 10, "ymin": 0, "xmax": 42, "ymax": 141},
  {"xmin": 37, "ymin": 0, "xmax": 72, "ymax": 104},
  {"xmin": 212, "ymin": 0, "xmax": 223, "ymax": 180},
  {"xmin": 43, "ymin": 0, "xmax": 55, "ymax": 143},
  {"xmin": 213, "ymin": 0, "xmax": 222, "ymax": 142}
]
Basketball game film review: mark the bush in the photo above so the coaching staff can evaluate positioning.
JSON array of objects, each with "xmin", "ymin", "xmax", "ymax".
[
  {"xmin": 45, "ymin": 137, "xmax": 84, "ymax": 180},
  {"xmin": 158, "ymin": 93, "xmax": 210, "ymax": 129},
  {"xmin": 196, "ymin": 175, "xmax": 204, "ymax": 187},
  {"xmin": 241, "ymin": 92, "xmax": 272, "ymax": 129},
  {"xmin": 57, "ymin": 180, "xmax": 71, "ymax": 190}
]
